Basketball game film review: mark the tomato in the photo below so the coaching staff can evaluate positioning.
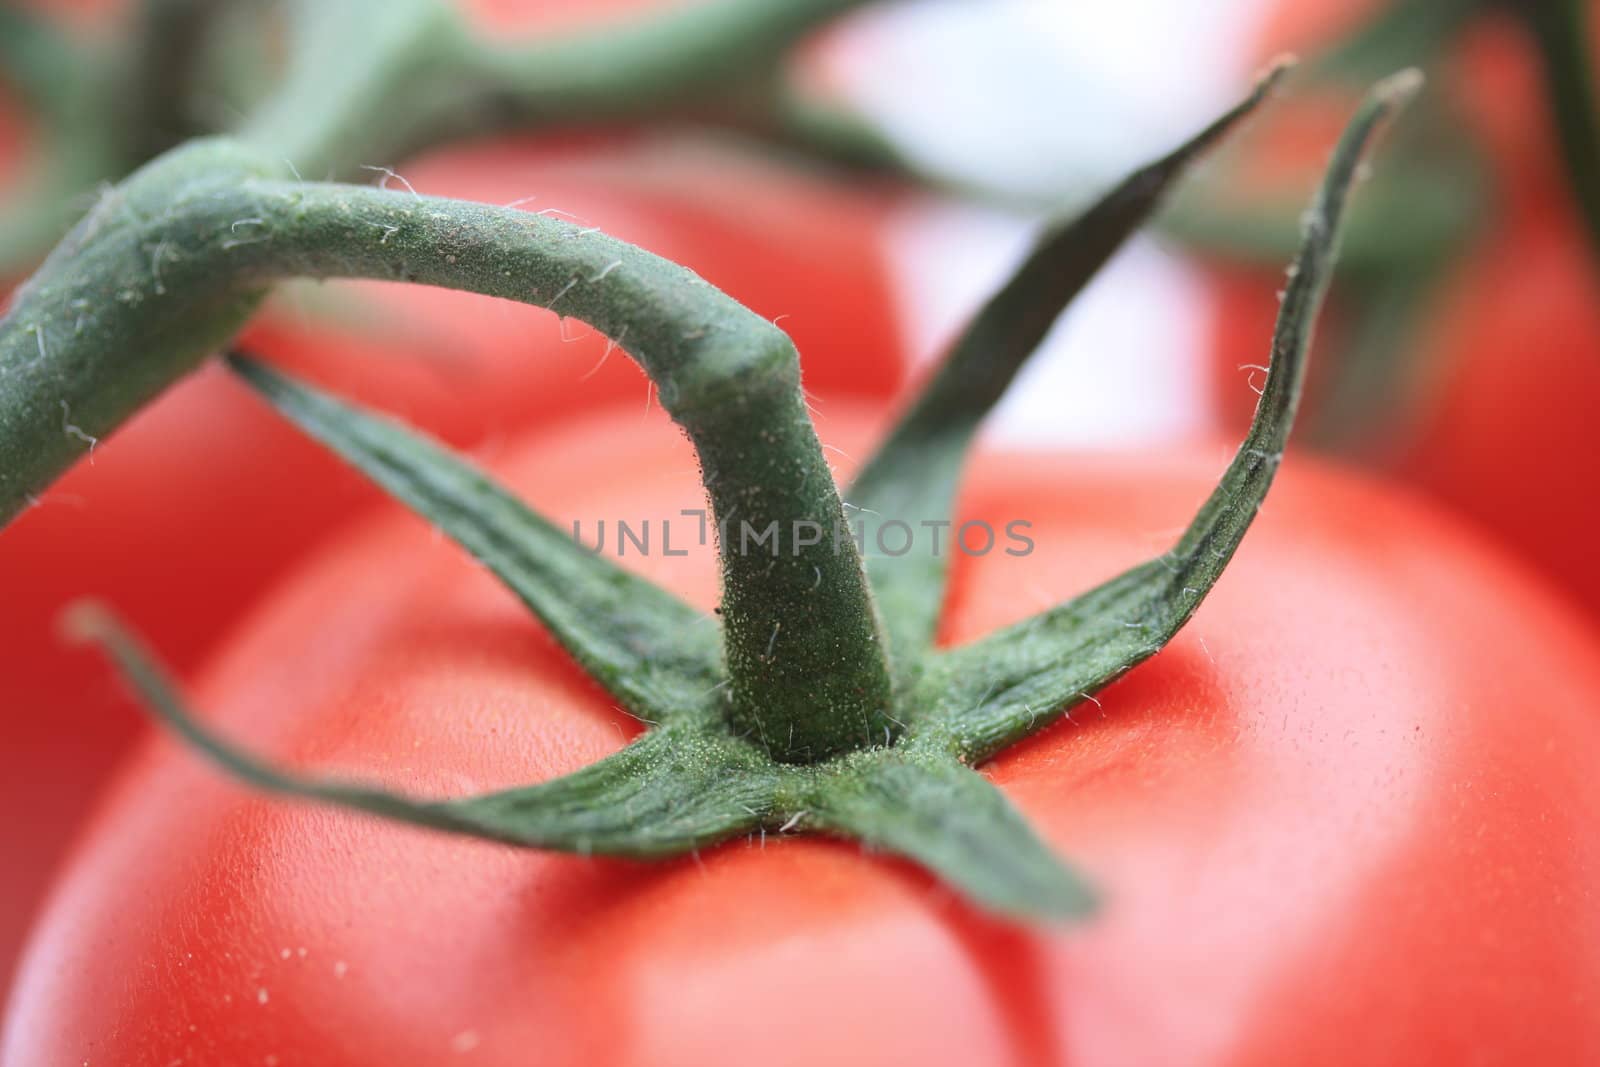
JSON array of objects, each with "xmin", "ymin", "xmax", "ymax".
[
  {"xmin": 7, "ymin": 404, "xmax": 1599, "ymax": 1066},
  {"xmin": 1202, "ymin": 0, "xmax": 1600, "ymax": 616},
  {"xmin": 0, "ymin": 6, "xmax": 909, "ymax": 1003}
]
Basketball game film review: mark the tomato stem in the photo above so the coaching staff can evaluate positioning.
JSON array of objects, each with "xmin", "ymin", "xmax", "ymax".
[{"xmin": 0, "ymin": 140, "xmax": 898, "ymax": 757}]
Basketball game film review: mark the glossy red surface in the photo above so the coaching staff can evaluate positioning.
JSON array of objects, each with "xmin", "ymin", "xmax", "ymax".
[{"xmin": 9, "ymin": 406, "xmax": 1599, "ymax": 1065}]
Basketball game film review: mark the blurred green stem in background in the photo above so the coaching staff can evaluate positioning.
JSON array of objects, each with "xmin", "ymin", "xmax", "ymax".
[
  {"xmin": 0, "ymin": 0, "xmax": 901, "ymax": 277},
  {"xmin": 1509, "ymin": 0, "xmax": 1600, "ymax": 262}
]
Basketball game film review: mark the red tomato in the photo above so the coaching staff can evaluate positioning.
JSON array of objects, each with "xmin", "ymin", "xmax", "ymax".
[
  {"xmin": 7, "ymin": 406, "xmax": 1599, "ymax": 1066},
  {"xmin": 0, "ymin": 7, "xmax": 908, "ymax": 1003},
  {"xmin": 1203, "ymin": 0, "xmax": 1600, "ymax": 616}
]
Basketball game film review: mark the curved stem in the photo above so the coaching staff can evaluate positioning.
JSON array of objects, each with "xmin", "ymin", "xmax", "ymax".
[{"xmin": 0, "ymin": 133, "xmax": 890, "ymax": 761}]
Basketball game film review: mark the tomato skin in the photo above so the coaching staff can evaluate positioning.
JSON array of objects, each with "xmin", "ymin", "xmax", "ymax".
[
  {"xmin": 8, "ymin": 405, "xmax": 1600, "ymax": 1066},
  {"xmin": 1205, "ymin": 0, "xmax": 1600, "ymax": 616},
  {"xmin": 0, "ymin": 5, "xmax": 908, "ymax": 1002}
]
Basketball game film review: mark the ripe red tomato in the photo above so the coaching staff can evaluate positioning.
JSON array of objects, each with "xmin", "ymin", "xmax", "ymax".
[
  {"xmin": 8, "ymin": 406, "xmax": 1599, "ymax": 1066},
  {"xmin": 1202, "ymin": 0, "xmax": 1600, "ymax": 615},
  {"xmin": 0, "ymin": 7, "xmax": 908, "ymax": 1002}
]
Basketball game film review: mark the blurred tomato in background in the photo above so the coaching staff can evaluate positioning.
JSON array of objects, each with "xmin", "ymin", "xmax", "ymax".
[{"xmin": 1198, "ymin": 0, "xmax": 1600, "ymax": 614}]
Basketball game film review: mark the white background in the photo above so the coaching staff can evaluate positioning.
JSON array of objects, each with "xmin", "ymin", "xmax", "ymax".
[{"xmin": 835, "ymin": 0, "xmax": 1277, "ymax": 447}]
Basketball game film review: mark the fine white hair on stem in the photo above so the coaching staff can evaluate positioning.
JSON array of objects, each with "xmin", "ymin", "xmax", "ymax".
[{"xmin": 358, "ymin": 164, "xmax": 418, "ymax": 197}]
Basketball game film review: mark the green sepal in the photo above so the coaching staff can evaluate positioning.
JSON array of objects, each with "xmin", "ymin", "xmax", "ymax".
[
  {"xmin": 227, "ymin": 353, "xmax": 725, "ymax": 727},
  {"xmin": 846, "ymin": 61, "xmax": 1291, "ymax": 677},
  {"xmin": 914, "ymin": 70, "xmax": 1423, "ymax": 763},
  {"xmin": 1, "ymin": 155, "xmax": 892, "ymax": 763},
  {"xmin": 64, "ymin": 603, "xmax": 775, "ymax": 859},
  {"xmin": 804, "ymin": 740, "xmax": 1097, "ymax": 920}
]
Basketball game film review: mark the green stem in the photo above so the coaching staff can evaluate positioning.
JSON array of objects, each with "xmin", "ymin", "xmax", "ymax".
[
  {"xmin": 0, "ymin": 5, "xmax": 87, "ymax": 125},
  {"xmin": 0, "ymin": 141, "xmax": 284, "ymax": 514},
  {"xmin": 1510, "ymin": 0, "xmax": 1600, "ymax": 261},
  {"xmin": 235, "ymin": 0, "xmax": 459, "ymax": 177},
  {"xmin": 240, "ymin": 0, "xmax": 879, "ymax": 181},
  {"xmin": 464, "ymin": 0, "xmax": 874, "ymax": 115},
  {"xmin": 0, "ymin": 0, "xmax": 888, "ymax": 274},
  {"xmin": 0, "ymin": 134, "xmax": 890, "ymax": 761},
  {"xmin": 113, "ymin": 0, "xmax": 247, "ymax": 164}
]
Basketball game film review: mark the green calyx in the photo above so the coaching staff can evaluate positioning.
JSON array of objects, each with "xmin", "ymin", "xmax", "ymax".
[{"xmin": 68, "ymin": 66, "xmax": 1419, "ymax": 920}]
